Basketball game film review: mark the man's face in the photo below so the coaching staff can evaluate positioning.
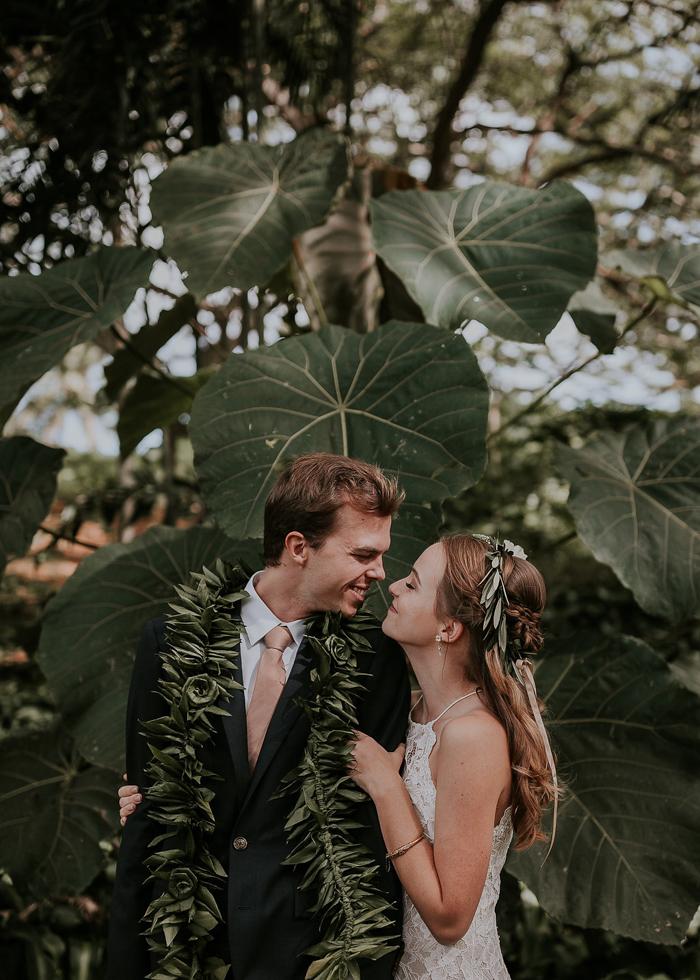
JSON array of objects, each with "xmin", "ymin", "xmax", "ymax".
[{"xmin": 301, "ymin": 503, "xmax": 392, "ymax": 616}]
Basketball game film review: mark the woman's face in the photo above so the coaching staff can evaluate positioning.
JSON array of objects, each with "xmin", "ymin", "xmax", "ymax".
[{"xmin": 382, "ymin": 541, "xmax": 446, "ymax": 649}]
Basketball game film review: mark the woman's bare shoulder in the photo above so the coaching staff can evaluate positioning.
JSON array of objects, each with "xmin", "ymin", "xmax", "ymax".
[{"xmin": 439, "ymin": 706, "xmax": 508, "ymax": 756}]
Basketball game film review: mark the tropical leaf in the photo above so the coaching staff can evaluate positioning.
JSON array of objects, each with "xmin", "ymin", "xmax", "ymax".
[
  {"xmin": 37, "ymin": 525, "xmax": 263, "ymax": 771},
  {"xmin": 567, "ymin": 283, "xmax": 619, "ymax": 354},
  {"xmin": 0, "ymin": 436, "xmax": 65, "ymax": 577},
  {"xmin": 557, "ymin": 417, "xmax": 700, "ymax": 621},
  {"xmin": 189, "ymin": 321, "xmax": 489, "ymax": 540},
  {"xmin": 370, "ymin": 181, "xmax": 597, "ymax": 342},
  {"xmin": 607, "ymin": 242, "xmax": 700, "ymax": 308},
  {"xmin": 364, "ymin": 503, "xmax": 441, "ymax": 618},
  {"xmin": 0, "ymin": 725, "xmax": 119, "ymax": 896},
  {"xmin": 150, "ymin": 129, "xmax": 350, "ymax": 300},
  {"xmin": 104, "ymin": 293, "xmax": 198, "ymax": 401},
  {"xmin": 0, "ymin": 247, "xmax": 155, "ymax": 407},
  {"xmin": 117, "ymin": 368, "xmax": 214, "ymax": 457},
  {"xmin": 507, "ymin": 632, "xmax": 700, "ymax": 944}
]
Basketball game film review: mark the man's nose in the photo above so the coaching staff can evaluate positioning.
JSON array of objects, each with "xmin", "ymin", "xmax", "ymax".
[{"xmin": 367, "ymin": 556, "xmax": 386, "ymax": 581}]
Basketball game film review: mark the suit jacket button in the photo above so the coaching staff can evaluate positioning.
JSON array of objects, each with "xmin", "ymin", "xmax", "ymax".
[{"xmin": 233, "ymin": 837, "xmax": 248, "ymax": 850}]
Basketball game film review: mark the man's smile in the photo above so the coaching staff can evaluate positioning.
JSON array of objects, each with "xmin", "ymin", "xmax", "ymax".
[{"xmin": 348, "ymin": 583, "xmax": 369, "ymax": 603}]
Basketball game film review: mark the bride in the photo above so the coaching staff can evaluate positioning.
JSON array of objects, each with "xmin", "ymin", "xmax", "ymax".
[
  {"xmin": 348, "ymin": 533, "xmax": 556, "ymax": 979},
  {"xmin": 118, "ymin": 532, "xmax": 556, "ymax": 979}
]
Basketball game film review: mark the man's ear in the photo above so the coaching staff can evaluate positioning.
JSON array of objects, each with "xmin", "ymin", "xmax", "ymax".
[{"xmin": 284, "ymin": 531, "xmax": 309, "ymax": 566}]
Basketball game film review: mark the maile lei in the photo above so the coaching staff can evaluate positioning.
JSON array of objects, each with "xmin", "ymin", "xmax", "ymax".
[{"xmin": 140, "ymin": 558, "xmax": 398, "ymax": 980}]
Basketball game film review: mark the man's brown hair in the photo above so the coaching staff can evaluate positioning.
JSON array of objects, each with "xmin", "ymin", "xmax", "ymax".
[{"xmin": 263, "ymin": 454, "xmax": 404, "ymax": 565}]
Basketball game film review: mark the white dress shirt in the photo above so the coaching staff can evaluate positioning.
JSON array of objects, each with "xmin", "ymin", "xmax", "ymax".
[{"xmin": 240, "ymin": 572, "xmax": 306, "ymax": 709}]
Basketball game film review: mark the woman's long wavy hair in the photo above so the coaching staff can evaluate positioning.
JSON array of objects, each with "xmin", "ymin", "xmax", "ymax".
[{"xmin": 435, "ymin": 534, "xmax": 557, "ymax": 849}]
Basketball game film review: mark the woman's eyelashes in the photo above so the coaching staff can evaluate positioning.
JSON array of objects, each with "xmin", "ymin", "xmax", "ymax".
[{"xmin": 406, "ymin": 581, "xmax": 416, "ymax": 591}]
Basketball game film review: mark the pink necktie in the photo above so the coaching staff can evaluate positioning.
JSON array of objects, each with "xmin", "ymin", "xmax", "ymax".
[{"xmin": 246, "ymin": 624, "xmax": 293, "ymax": 772}]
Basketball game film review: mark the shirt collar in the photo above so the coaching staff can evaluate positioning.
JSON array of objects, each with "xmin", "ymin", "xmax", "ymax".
[{"xmin": 241, "ymin": 572, "xmax": 306, "ymax": 649}]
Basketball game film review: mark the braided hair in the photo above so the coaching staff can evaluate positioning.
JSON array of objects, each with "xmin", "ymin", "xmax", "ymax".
[{"xmin": 435, "ymin": 533, "xmax": 556, "ymax": 849}]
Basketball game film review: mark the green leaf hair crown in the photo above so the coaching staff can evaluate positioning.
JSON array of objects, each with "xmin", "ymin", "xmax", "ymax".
[{"xmin": 474, "ymin": 534, "xmax": 530, "ymax": 683}]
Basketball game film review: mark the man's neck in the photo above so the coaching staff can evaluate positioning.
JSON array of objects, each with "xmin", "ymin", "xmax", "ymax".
[{"xmin": 254, "ymin": 566, "xmax": 311, "ymax": 623}]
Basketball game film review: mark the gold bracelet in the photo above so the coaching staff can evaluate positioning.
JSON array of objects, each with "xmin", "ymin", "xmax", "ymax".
[{"xmin": 385, "ymin": 833, "xmax": 426, "ymax": 871}]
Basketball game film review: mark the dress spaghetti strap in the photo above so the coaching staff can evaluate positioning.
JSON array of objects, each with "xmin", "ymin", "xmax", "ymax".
[{"xmin": 431, "ymin": 690, "xmax": 480, "ymax": 725}]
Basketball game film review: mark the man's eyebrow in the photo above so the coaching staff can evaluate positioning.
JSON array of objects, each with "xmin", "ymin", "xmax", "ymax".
[{"xmin": 352, "ymin": 546, "xmax": 381, "ymax": 555}]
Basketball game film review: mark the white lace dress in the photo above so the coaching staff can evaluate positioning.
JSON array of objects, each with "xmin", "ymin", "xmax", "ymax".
[{"xmin": 394, "ymin": 696, "xmax": 513, "ymax": 980}]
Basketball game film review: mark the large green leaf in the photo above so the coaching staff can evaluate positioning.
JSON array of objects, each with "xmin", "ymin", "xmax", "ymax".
[
  {"xmin": 0, "ymin": 436, "xmax": 65, "ymax": 577},
  {"xmin": 557, "ymin": 418, "xmax": 700, "ymax": 621},
  {"xmin": 104, "ymin": 293, "xmax": 198, "ymax": 401},
  {"xmin": 150, "ymin": 129, "xmax": 350, "ymax": 300},
  {"xmin": 370, "ymin": 181, "xmax": 597, "ymax": 342},
  {"xmin": 607, "ymin": 242, "xmax": 700, "ymax": 307},
  {"xmin": 117, "ymin": 368, "xmax": 214, "ymax": 457},
  {"xmin": 507, "ymin": 632, "xmax": 700, "ymax": 944},
  {"xmin": 38, "ymin": 525, "xmax": 263, "ymax": 772},
  {"xmin": 0, "ymin": 247, "xmax": 155, "ymax": 407},
  {"xmin": 0, "ymin": 725, "xmax": 119, "ymax": 897},
  {"xmin": 190, "ymin": 321, "xmax": 489, "ymax": 539}
]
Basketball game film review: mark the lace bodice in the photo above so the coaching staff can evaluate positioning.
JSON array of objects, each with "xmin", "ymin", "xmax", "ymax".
[{"xmin": 395, "ymin": 700, "xmax": 512, "ymax": 980}]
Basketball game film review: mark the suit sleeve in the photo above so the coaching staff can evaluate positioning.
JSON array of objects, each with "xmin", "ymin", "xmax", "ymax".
[
  {"xmin": 107, "ymin": 617, "xmax": 168, "ymax": 980},
  {"xmin": 356, "ymin": 629, "xmax": 411, "ymax": 751}
]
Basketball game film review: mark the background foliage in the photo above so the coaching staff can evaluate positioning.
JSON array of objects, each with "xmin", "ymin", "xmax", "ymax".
[{"xmin": 2, "ymin": 1, "xmax": 700, "ymax": 978}]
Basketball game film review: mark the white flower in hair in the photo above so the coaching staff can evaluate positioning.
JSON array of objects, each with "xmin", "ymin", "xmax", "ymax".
[{"xmin": 503, "ymin": 540, "xmax": 527, "ymax": 561}]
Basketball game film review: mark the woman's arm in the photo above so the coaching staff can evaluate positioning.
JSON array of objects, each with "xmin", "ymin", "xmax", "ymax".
[{"xmin": 351, "ymin": 712, "xmax": 510, "ymax": 946}]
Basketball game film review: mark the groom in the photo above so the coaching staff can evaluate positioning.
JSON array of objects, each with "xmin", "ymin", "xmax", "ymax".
[{"xmin": 107, "ymin": 453, "xmax": 411, "ymax": 980}]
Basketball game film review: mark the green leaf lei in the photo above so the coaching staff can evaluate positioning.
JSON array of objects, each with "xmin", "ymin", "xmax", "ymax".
[
  {"xmin": 140, "ymin": 559, "xmax": 398, "ymax": 980},
  {"xmin": 279, "ymin": 609, "xmax": 399, "ymax": 980}
]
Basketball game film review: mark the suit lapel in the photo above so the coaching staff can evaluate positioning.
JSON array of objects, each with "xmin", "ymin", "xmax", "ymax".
[
  {"xmin": 220, "ymin": 637, "xmax": 250, "ymax": 801},
  {"xmin": 241, "ymin": 635, "xmax": 316, "ymax": 808}
]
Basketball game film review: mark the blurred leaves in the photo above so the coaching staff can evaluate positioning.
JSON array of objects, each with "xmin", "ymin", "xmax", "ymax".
[
  {"xmin": 567, "ymin": 284, "xmax": 620, "ymax": 354},
  {"xmin": 117, "ymin": 368, "xmax": 214, "ymax": 458},
  {"xmin": 0, "ymin": 436, "xmax": 65, "ymax": 578},
  {"xmin": 0, "ymin": 725, "xmax": 118, "ymax": 896},
  {"xmin": 0, "ymin": 248, "xmax": 154, "ymax": 407},
  {"xmin": 607, "ymin": 243, "xmax": 700, "ymax": 310},
  {"xmin": 104, "ymin": 294, "xmax": 198, "ymax": 402}
]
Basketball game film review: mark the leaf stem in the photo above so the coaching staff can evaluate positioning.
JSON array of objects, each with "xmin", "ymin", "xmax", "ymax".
[{"xmin": 293, "ymin": 238, "xmax": 328, "ymax": 326}]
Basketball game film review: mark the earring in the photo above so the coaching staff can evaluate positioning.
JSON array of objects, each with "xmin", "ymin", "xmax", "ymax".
[{"xmin": 435, "ymin": 634, "xmax": 442, "ymax": 657}]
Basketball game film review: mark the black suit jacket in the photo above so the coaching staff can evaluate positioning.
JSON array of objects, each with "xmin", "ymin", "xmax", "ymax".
[{"xmin": 107, "ymin": 611, "xmax": 410, "ymax": 980}]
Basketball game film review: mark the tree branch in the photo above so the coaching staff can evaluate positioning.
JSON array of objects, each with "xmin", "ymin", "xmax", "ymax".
[
  {"xmin": 38, "ymin": 525, "xmax": 100, "ymax": 551},
  {"xmin": 488, "ymin": 297, "xmax": 658, "ymax": 441},
  {"xmin": 427, "ymin": 0, "xmax": 514, "ymax": 190},
  {"xmin": 109, "ymin": 325, "xmax": 196, "ymax": 396}
]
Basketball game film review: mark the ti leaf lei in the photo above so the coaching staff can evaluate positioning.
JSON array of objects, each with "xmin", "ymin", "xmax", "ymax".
[
  {"xmin": 140, "ymin": 558, "xmax": 397, "ymax": 980},
  {"xmin": 278, "ymin": 609, "xmax": 399, "ymax": 980}
]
